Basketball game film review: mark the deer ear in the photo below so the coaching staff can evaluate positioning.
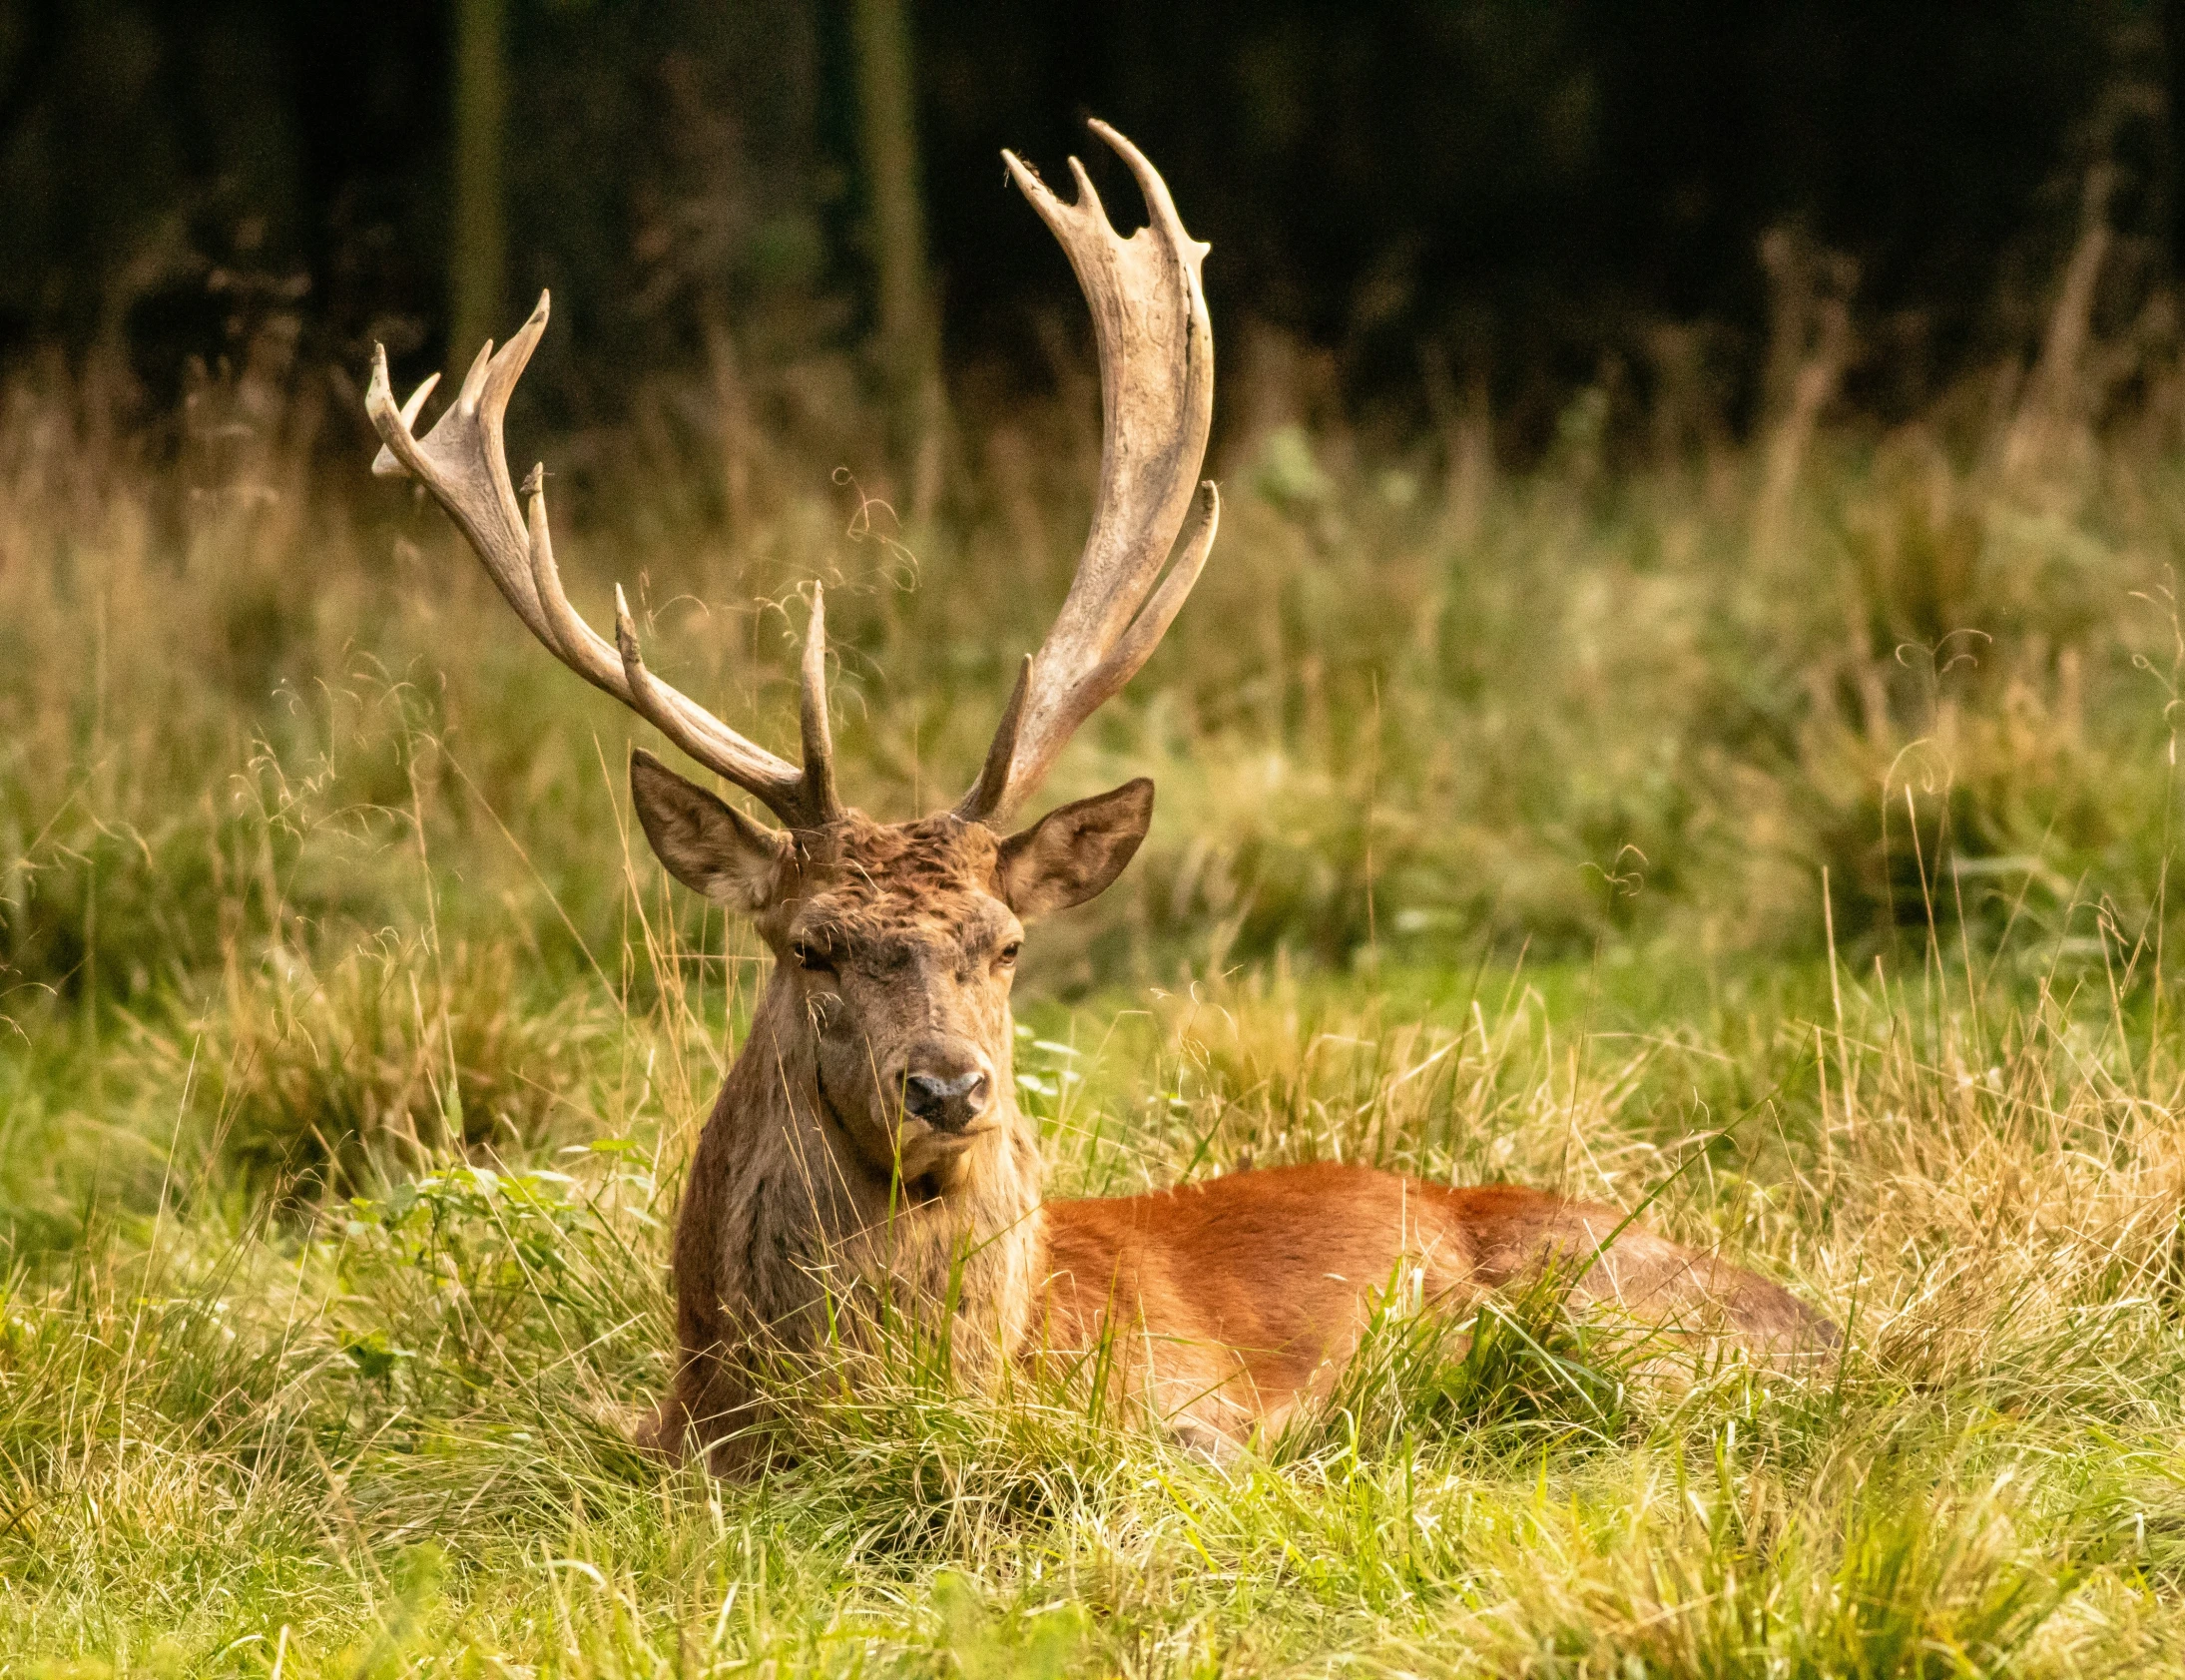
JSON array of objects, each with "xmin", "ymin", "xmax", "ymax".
[
  {"xmin": 630, "ymin": 749, "xmax": 790, "ymax": 910},
  {"xmin": 995, "ymin": 779, "xmax": 1154, "ymax": 919}
]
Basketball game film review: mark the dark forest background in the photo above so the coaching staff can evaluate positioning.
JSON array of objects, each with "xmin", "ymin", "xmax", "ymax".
[{"xmin": 3, "ymin": 1, "xmax": 2180, "ymax": 457}]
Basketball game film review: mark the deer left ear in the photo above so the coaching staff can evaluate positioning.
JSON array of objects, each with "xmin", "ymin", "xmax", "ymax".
[{"xmin": 995, "ymin": 779, "xmax": 1155, "ymax": 919}]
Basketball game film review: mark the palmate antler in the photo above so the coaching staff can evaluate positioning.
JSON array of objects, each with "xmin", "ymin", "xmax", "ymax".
[
  {"xmin": 364, "ymin": 295, "xmax": 841, "ymax": 831},
  {"xmin": 957, "ymin": 120, "xmax": 1220, "ymax": 827},
  {"xmin": 365, "ymin": 119, "xmax": 1212, "ymax": 836}
]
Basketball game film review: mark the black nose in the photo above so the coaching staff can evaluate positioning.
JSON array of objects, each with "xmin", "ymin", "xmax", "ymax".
[{"xmin": 901, "ymin": 1068, "xmax": 991, "ymax": 1131}]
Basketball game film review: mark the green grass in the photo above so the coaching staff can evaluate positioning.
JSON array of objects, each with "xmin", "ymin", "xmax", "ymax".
[
  {"xmin": 9, "ymin": 951, "xmax": 2185, "ymax": 1675},
  {"xmin": 6, "ymin": 311, "xmax": 2185, "ymax": 1671}
]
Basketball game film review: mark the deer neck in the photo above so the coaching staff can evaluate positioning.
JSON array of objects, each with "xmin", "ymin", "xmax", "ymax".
[{"xmin": 715, "ymin": 966, "xmax": 1047, "ymax": 1367}]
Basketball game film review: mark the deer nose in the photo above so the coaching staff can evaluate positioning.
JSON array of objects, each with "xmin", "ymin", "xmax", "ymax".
[{"xmin": 900, "ymin": 1067, "xmax": 991, "ymax": 1132}]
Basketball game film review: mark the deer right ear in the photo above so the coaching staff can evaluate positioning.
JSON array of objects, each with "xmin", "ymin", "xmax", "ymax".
[{"xmin": 630, "ymin": 749, "xmax": 791, "ymax": 911}]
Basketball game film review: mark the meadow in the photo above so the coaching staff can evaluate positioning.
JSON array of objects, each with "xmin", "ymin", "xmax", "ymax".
[{"xmin": 6, "ymin": 270, "xmax": 2185, "ymax": 1674}]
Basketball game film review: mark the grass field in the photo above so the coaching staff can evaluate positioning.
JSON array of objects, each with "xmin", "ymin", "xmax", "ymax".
[{"xmin": 7, "ymin": 306, "xmax": 2185, "ymax": 1673}]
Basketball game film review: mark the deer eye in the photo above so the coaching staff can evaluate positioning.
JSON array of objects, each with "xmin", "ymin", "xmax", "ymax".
[
  {"xmin": 996, "ymin": 941, "xmax": 1021, "ymax": 967},
  {"xmin": 793, "ymin": 940, "xmax": 835, "ymax": 974}
]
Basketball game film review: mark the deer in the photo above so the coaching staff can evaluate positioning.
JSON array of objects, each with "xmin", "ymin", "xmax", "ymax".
[{"xmin": 365, "ymin": 121, "xmax": 1834, "ymax": 1472}]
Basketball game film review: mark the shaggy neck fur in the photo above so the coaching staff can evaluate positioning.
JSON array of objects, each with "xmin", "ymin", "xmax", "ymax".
[{"xmin": 668, "ymin": 956, "xmax": 1048, "ymax": 1460}]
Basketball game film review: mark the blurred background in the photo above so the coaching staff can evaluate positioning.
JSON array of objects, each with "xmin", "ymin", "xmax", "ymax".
[
  {"xmin": 4, "ymin": 1, "xmax": 2185, "ymax": 1207},
  {"xmin": 4, "ymin": 2, "xmax": 2174, "ymax": 447}
]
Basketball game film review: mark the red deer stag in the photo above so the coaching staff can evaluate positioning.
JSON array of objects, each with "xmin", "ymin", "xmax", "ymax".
[{"xmin": 367, "ymin": 122, "xmax": 1833, "ymax": 1470}]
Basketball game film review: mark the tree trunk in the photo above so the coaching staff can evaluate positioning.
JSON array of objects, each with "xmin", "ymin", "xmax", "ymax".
[
  {"xmin": 850, "ymin": 0, "xmax": 946, "ymax": 520},
  {"xmin": 450, "ymin": 0, "xmax": 508, "ymax": 363}
]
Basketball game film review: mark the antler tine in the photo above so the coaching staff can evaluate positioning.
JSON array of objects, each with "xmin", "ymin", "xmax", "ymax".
[
  {"xmin": 799, "ymin": 583, "xmax": 839, "ymax": 822},
  {"xmin": 367, "ymin": 294, "xmax": 552, "ymax": 642},
  {"xmin": 960, "ymin": 655, "xmax": 1033, "ymax": 824},
  {"xmin": 958, "ymin": 122, "xmax": 1217, "ymax": 826},
  {"xmin": 366, "ymin": 292, "xmax": 842, "ymax": 831}
]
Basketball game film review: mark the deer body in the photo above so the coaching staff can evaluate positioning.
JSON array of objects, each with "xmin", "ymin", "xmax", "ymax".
[
  {"xmin": 1043, "ymin": 1170, "xmax": 1829, "ymax": 1438},
  {"xmin": 367, "ymin": 121, "xmax": 1834, "ymax": 1476},
  {"xmin": 656, "ymin": 962, "xmax": 1831, "ymax": 1469},
  {"xmin": 635, "ymin": 808, "xmax": 1830, "ymax": 1472}
]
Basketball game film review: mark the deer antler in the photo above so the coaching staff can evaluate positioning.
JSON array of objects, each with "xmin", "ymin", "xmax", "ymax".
[
  {"xmin": 364, "ymin": 293, "xmax": 842, "ymax": 832},
  {"xmin": 957, "ymin": 121, "xmax": 1220, "ymax": 827}
]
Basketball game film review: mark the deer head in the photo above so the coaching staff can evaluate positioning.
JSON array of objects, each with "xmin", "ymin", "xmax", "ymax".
[
  {"xmin": 365, "ymin": 121, "xmax": 1216, "ymax": 1189},
  {"xmin": 627, "ymin": 758, "xmax": 1154, "ymax": 1183}
]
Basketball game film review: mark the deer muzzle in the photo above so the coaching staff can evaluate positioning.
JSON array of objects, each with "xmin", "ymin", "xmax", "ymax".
[{"xmin": 897, "ymin": 1063, "xmax": 993, "ymax": 1135}]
